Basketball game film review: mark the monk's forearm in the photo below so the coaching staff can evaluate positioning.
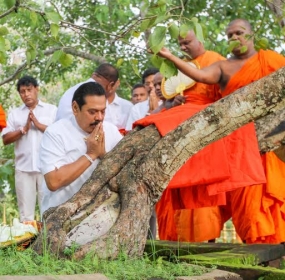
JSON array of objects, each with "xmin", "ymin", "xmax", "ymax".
[{"xmin": 166, "ymin": 54, "xmax": 220, "ymax": 85}]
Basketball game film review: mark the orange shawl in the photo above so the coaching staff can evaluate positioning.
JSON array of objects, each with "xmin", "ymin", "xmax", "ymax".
[{"xmin": 0, "ymin": 105, "xmax": 6, "ymax": 131}]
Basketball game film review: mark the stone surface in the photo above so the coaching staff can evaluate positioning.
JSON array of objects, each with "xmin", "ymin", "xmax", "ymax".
[
  {"xmin": 176, "ymin": 269, "xmax": 242, "ymax": 280},
  {"xmin": 0, "ymin": 274, "xmax": 109, "ymax": 280}
]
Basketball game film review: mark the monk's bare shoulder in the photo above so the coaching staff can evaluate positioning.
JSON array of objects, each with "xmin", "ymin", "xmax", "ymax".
[{"xmin": 218, "ymin": 59, "xmax": 247, "ymax": 90}]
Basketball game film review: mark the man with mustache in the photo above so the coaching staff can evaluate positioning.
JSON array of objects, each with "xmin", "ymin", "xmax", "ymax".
[
  {"xmin": 56, "ymin": 63, "xmax": 133, "ymax": 133},
  {"xmin": 39, "ymin": 82, "xmax": 122, "ymax": 215},
  {"xmin": 2, "ymin": 76, "xmax": 57, "ymax": 222}
]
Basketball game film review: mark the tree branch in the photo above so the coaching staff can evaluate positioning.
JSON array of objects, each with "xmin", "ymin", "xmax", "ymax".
[{"xmin": 44, "ymin": 47, "xmax": 107, "ymax": 63}]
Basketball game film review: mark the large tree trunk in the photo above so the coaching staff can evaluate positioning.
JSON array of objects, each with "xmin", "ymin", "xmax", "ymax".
[{"xmin": 33, "ymin": 66, "xmax": 285, "ymax": 259}]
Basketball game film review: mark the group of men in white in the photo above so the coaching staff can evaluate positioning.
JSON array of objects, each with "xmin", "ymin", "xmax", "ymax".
[{"xmin": 1, "ymin": 63, "xmax": 162, "ymax": 239}]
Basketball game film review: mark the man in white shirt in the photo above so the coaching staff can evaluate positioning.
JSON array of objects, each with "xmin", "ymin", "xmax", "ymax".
[
  {"xmin": 131, "ymin": 83, "xmax": 148, "ymax": 104},
  {"xmin": 2, "ymin": 76, "xmax": 57, "ymax": 222},
  {"xmin": 126, "ymin": 68, "xmax": 160, "ymax": 131},
  {"xmin": 56, "ymin": 63, "xmax": 132, "ymax": 132},
  {"xmin": 39, "ymin": 82, "xmax": 122, "ymax": 214}
]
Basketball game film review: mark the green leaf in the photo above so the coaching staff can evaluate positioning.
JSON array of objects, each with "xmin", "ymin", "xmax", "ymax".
[
  {"xmin": 26, "ymin": 50, "xmax": 31, "ymax": 65},
  {"xmin": 0, "ymin": 51, "xmax": 7, "ymax": 65},
  {"xmin": 227, "ymin": 40, "xmax": 240, "ymax": 52},
  {"xmin": 0, "ymin": 164, "xmax": 13, "ymax": 175},
  {"xmin": 256, "ymin": 37, "xmax": 269, "ymax": 49},
  {"xmin": 26, "ymin": 48, "xmax": 37, "ymax": 65},
  {"xmin": 159, "ymin": 60, "xmax": 177, "ymax": 79},
  {"xmin": 30, "ymin": 11, "xmax": 38, "ymax": 26},
  {"xmin": 240, "ymin": 45, "xmax": 247, "ymax": 54},
  {"xmin": 154, "ymin": 15, "xmax": 168, "ymax": 25},
  {"xmin": 5, "ymin": 39, "xmax": 11, "ymax": 51},
  {"xmin": 0, "ymin": 26, "xmax": 8, "ymax": 36},
  {"xmin": 191, "ymin": 17, "xmax": 198, "ymax": 24},
  {"xmin": 30, "ymin": 48, "xmax": 37, "ymax": 60},
  {"xmin": 130, "ymin": 59, "xmax": 140, "ymax": 76},
  {"xmin": 116, "ymin": 58, "xmax": 124, "ymax": 67},
  {"xmin": 179, "ymin": 24, "xmax": 190, "ymax": 38},
  {"xmin": 157, "ymin": 0, "xmax": 166, "ymax": 6},
  {"xmin": 46, "ymin": 12, "xmax": 62, "ymax": 24},
  {"xmin": 59, "ymin": 53, "xmax": 73, "ymax": 68},
  {"xmin": 150, "ymin": 55, "xmax": 164, "ymax": 68},
  {"xmin": 194, "ymin": 22, "xmax": 204, "ymax": 43},
  {"xmin": 0, "ymin": 37, "xmax": 5, "ymax": 50},
  {"xmin": 140, "ymin": 19, "xmax": 151, "ymax": 32},
  {"xmin": 96, "ymin": 13, "xmax": 103, "ymax": 24},
  {"xmin": 168, "ymin": 23, "xmax": 179, "ymax": 40},
  {"xmin": 51, "ymin": 50, "xmax": 64, "ymax": 63},
  {"xmin": 4, "ymin": 0, "xmax": 15, "ymax": 9},
  {"xmin": 50, "ymin": 23, "xmax": 59, "ymax": 38},
  {"xmin": 149, "ymin": 26, "xmax": 166, "ymax": 54},
  {"xmin": 44, "ymin": 50, "xmax": 63, "ymax": 73},
  {"xmin": 132, "ymin": 30, "xmax": 140, "ymax": 38}
]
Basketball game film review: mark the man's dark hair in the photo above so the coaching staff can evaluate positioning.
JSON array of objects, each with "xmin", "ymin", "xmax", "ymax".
[
  {"xmin": 94, "ymin": 63, "xmax": 119, "ymax": 83},
  {"xmin": 132, "ymin": 83, "xmax": 146, "ymax": 94},
  {"xmin": 141, "ymin": 68, "xmax": 159, "ymax": 84},
  {"xmin": 17, "ymin": 76, "xmax": 38, "ymax": 92},
  {"xmin": 72, "ymin": 82, "xmax": 105, "ymax": 110}
]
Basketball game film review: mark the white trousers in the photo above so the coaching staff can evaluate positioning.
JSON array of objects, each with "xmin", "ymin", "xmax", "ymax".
[{"xmin": 15, "ymin": 170, "xmax": 44, "ymax": 222}]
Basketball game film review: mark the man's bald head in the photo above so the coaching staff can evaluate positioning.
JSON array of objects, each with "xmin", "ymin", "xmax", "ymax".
[
  {"xmin": 178, "ymin": 30, "xmax": 205, "ymax": 59},
  {"xmin": 226, "ymin": 19, "xmax": 253, "ymax": 34}
]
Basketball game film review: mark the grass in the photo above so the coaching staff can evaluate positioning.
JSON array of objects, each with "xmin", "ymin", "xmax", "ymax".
[{"xmin": 0, "ymin": 243, "xmax": 209, "ymax": 280}]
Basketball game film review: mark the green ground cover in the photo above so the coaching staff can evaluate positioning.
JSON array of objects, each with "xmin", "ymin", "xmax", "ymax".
[{"xmin": 0, "ymin": 244, "xmax": 209, "ymax": 280}]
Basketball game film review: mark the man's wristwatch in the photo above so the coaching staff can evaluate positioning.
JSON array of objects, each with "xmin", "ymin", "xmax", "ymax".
[{"xmin": 20, "ymin": 127, "xmax": 27, "ymax": 135}]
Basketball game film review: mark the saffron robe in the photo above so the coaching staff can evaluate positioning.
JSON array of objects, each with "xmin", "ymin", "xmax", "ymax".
[
  {"xmin": 222, "ymin": 50, "xmax": 285, "ymax": 243},
  {"xmin": 0, "ymin": 105, "xmax": 6, "ymax": 131}
]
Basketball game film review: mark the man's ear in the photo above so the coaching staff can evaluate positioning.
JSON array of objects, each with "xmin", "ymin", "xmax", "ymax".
[
  {"xmin": 108, "ymin": 79, "xmax": 120, "ymax": 93},
  {"xmin": 72, "ymin": 101, "xmax": 79, "ymax": 115}
]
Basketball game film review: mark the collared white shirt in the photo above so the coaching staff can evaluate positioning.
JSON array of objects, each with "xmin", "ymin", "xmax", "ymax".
[
  {"xmin": 125, "ymin": 99, "xmax": 150, "ymax": 131},
  {"xmin": 104, "ymin": 93, "xmax": 133, "ymax": 130},
  {"xmin": 39, "ymin": 116, "xmax": 122, "ymax": 214},
  {"xmin": 1, "ymin": 100, "xmax": 57, "ymax": 172},
  {"xmin": 56, "ymin": 80, "xmax": 133, "ymax": 130},
  {"xmin": 55, "ymin": 78, "xmax": 94, "ymax": 121}
]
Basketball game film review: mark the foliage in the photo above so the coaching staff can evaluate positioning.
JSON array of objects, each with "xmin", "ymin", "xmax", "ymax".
[
  {"xmin": 0, "ymin": 0, "xmax": 284, "ymax": 102},
  {"xmin": 0, "ymin": 246, "xmax": 209, "ymax": 279}
]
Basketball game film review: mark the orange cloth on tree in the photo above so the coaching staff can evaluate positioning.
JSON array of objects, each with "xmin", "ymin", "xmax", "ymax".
[
  {"xmin": 0, "ymin": 104, "xmax": 6, "ymax": 131},
  {"xmin": 222, "ymin": 50, "xmax": 285, "ymax": 243}
]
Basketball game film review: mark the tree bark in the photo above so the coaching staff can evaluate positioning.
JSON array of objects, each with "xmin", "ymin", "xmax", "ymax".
[{"xmin": 33, "ymin": 66, "xmax": 285, "ymax": 259}]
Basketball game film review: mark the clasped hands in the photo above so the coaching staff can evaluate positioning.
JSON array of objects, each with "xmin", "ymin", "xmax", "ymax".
[{"xmin": 85, "ymin": 122, "xmax": 106, "ymax": 160}]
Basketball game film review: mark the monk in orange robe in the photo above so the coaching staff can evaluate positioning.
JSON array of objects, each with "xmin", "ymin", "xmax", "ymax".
[
  {"xmin": 221, "ymin": 49, "xmax": 285, "ymax": 243},
  {"xmin": 155, "ymin": 46, "xmax": 227, "ymax": 242},
  {"xmin": 136, "ymin": 19, "xmax": 285, "ymax": 243},
  {"xmin": 0, "ymin": 104, "xmax": 6, "ymax": 131},
  {"xmin": 135, "ymin": 28, "xmax": 265, "ymax": 242}
]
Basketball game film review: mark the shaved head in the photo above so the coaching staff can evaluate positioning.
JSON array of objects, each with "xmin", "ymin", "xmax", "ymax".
[{"xmin": 226, "ymin": 19, "xmax": 253, "ymax": 33}]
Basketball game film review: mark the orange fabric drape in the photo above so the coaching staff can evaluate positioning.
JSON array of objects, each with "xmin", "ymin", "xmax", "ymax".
[
  {"xmin": 0, "ymin": 104, "xmax": 6, "ymax": 131},
  {"xmin": 221, "ymin": 50, "xmax": 285, "ymax": 243}
]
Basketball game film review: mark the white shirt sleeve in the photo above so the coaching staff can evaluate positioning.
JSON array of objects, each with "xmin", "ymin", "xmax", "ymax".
[
  {"xmin": 39, "ymin": 127, "xmax": 70, "ymax": 175},
  {"xmin": 125, "ymin": 106, "xmax": 140, "ymax": 131}
]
